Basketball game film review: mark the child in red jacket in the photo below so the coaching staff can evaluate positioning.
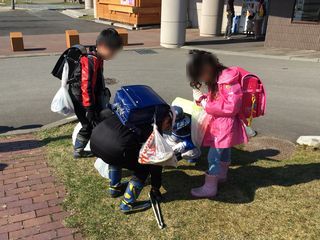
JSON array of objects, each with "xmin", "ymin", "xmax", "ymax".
[{"xmin": 69, "ymin": 29, "xmax": 123, "ymax": 158}]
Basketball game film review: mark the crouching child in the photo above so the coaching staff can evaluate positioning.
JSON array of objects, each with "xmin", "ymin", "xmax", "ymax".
[{"xmin": 90, "ymin": 107, "xmax": 173, "ymax": 213}]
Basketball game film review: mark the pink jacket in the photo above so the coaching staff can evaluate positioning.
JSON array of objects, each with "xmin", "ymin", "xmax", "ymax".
[{"xmin": 203, "ymin": 67, "xmax": 248, "ymax": 148}]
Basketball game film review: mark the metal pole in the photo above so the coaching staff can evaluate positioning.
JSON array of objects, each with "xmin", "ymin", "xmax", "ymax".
[{"xmin": 11, "ymin": 0, "xmax": 15, "ymax": 10}]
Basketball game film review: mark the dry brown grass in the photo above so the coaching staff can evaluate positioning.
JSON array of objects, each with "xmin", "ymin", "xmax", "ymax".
[{"xmin": 39, "ymin": 123, "xmax": 320, "ymax": 240}]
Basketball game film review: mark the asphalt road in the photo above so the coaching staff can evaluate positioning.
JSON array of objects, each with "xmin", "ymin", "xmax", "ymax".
[
  {"xmin": 0, "ymin": 9, "xmax": 107, "ymax": 36},
  {"xmin": 0, "ymin": 48, "xmax": 320, "ymax": 141}
]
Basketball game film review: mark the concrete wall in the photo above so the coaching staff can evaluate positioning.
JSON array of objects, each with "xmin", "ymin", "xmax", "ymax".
[{"xmin": 265, "ymin": 0, "xmax": 320, "ymax": 50}]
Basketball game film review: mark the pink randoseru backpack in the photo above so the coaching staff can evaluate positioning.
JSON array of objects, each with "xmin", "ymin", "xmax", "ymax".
[{"xmin": 236, "ymin": 67, "xmax": 267, "ymax": 126}]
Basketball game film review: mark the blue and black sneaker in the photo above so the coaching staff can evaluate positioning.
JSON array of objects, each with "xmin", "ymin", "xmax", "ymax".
[
  {"xmin": 120, "ymin": 178, "xmax": 151, "ymax": 214},
  {"xmin": 108, "ymin": 165, "xmax": 127, "ymax": 198}
]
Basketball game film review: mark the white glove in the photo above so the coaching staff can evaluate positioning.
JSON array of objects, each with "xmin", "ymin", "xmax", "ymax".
[
  {"xmin": 172, "ymin": 142, "xmax": 187, "ymax": 153},
  {"xmin": 200, "ymin": 99, "xmax": 207, "ymax": 108},
  {"xmin": 193, "ymin": 89, "xmax": 203, "ymax": 102}
]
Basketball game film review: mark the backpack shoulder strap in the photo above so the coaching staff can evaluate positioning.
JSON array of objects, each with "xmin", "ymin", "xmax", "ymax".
[{"xmin": 71, "ymin": 44, "xmax": 88, "ymax": 55}]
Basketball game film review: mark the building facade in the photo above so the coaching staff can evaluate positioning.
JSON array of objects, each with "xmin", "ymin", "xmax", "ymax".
[{"xmin": 265, "ymin": 0, "xmax": 320, "ymax": 50}]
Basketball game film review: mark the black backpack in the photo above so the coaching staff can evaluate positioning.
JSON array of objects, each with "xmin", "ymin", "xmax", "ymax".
[{"xmin": 51, "ymin": 45, "xmax": 95, "ymax": 83}]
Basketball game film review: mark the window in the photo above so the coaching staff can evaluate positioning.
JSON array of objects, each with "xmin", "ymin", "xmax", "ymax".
[{"xmin": 292, "ymin": 0, "xmax": 320, "ymax": 22}]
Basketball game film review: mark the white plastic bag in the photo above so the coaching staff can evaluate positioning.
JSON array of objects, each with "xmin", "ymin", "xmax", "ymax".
[
  {"xmin": 94, "ymin": 158, "xmax": 110, "ymax": 179},
  {"xmin": 51, "ymin": 62, "xmax": 74, "ymax": 116},
  {"xmin": 191, "ymin": 105, "xmax": 212, "ymax": 148},
  {"xmin": 138, "ymin": 124, "xmax": 177, "ymax": 167},
  {"xmin": 72, "ymin": 124, "xmax": 109, "ymax": 179}
]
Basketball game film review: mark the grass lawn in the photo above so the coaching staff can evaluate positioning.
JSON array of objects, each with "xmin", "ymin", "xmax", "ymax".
[{"xmin": 38, "ymin": 123, "xmax": 320, "ymax": 240}]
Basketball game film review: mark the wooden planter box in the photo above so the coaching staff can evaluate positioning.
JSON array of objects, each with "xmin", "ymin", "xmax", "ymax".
[{"xmin": 96, "ymin": 0, "xmax": 161, "ymax": 26}]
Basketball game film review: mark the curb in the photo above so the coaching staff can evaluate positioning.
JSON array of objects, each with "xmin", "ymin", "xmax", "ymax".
[
  {"xmin": 0, "ymin": 52, "xmax": 61, "ymax": 59},
  {"xmin": 0, "ymin": 116, "xmax": 77, "ymax": 136},
  {"xmin": 182, "ymin": 46, "xmax": 320, "ymax": 63},
  {"xmin": 0, "ymin": 47, "xmax": 162, "ymax": 59}
]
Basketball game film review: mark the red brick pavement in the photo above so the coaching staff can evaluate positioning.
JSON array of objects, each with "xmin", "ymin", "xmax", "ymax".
[
  {"xmin": 0, "ymin": 134, "xmax": 82, "ymax": 240},
  {"xmin": 0, "ymin": 28, "xmax": 202, "ymax": 57}
]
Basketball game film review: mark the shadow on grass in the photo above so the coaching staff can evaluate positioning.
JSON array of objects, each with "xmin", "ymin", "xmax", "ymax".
[
  {"xmin": 0, "ymin": 135, "xmax": 71, "ymax": 153},
  {"xmin": 0, "ymin": 124, "xmax": 43, "ymax": 134},
  {"xmin": 177, "ymin": 148, "xmax": 281, "ymax": 172},
  {"xmin": 0, "ymin": 139, "xmax": 44, "ymax": 153},
  {"xmin": 41, "ymin": 135, "xmax": 71, "ymax": 145},
  {"xmin": 162, "ymin": 148, "xmax": 320, "ymax": 204}
]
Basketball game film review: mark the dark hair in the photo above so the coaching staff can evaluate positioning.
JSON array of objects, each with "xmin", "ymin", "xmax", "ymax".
[
  {"xmin": 186, "ymin": 50, "xmax": 226, "ymax": 96},
  {"xmin": 96, "ymin": 28, "xmax": 123, "ymax": 50}
]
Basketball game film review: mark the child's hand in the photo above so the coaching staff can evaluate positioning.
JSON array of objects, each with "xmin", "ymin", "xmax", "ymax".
[
  {"xmin": 193, "ymin": 89, "xmax": 204, "ymax": 102},
  {"xmin": 86, "ymin": 109, "xmax": 98, "ymax": 126},
  {"xmin": 172, "ymin": 142, "xmax": 187, "ymax": 153},
  {"xmin": 193, "ymin": 89, "xmax": 207, "ymax": 108},
  {"xmin": 200, "ymin": 99, "xmax": 207, "ymax": 108}
]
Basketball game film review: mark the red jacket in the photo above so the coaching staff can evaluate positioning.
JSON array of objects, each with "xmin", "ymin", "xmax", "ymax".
[{"xmin": 80, "ymin": 53, "xmax": 104, "ymax": 109}]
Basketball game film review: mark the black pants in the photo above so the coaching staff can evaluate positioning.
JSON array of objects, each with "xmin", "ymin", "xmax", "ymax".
[
  {"xmin": 132, "ymin": 163, "xmax": 162, "ymax": 189},
  {"xmin": 114, "ymin": 151, "xmax": 162, "ymax": 189},
  {"xmin": 225, "ymin": 13, "xmax": 234, "ymax": 37},
  {"xmin": 71, "ymin": 98, "xmax": 93, "ymax": 141},
  {"xmin": 149, "ymin": 165, "xmax": 162, "ymax": 189},
  {"xmin": 69, "ymin": 88, "xmax": 104, "ymax": 142},
  {"xmin": 90, "ymin": 112, "xmax": 163, "ymax": 189}
]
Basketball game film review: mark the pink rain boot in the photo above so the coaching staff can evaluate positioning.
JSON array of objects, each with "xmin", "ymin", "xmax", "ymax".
[
  {"xmin": 218, "ymin": 162, "xmax": 230, "ymax": 183},
  {"xmin": 191, "ymin": 173, "xmax": 218, "ymax": 198}
]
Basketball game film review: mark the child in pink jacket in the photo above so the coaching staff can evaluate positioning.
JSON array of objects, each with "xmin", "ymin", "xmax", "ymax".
[{"xmin": 187, "ymin": 50, "xmax": 248, "ymax": 198}]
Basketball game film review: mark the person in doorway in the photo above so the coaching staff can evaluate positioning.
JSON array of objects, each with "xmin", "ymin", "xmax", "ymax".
[
  {"xmin": 225, "ymin": 0, "xmax": 235, "ymax": 39},
  {"xmin": 246, "ymin": 3, "xmax": 255, "ymax": 36},
  {"xmin": 69, "ymin": 28, "xmax": 123, "ymax": 158},
  {"xmin": 186, "ymin": 50, "xmax": 248, "ymax": 198},
  {"xmin": 254, "ymin": 0, "xmax": 266, "ymax": 39}
]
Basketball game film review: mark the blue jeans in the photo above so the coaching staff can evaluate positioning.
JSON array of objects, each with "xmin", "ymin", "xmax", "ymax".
[{"xmin": 207, "ymin": 148, "xmax": 231, "ymax": 175}]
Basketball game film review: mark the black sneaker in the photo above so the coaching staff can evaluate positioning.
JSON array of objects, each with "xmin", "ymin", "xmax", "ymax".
[
  {"xmin": 108, "ymin": 182, "xmax": 128, "ymax": 198},
  {"xmin": 73, "ymin": 150, "xmax": 94, "ymax": 159}
]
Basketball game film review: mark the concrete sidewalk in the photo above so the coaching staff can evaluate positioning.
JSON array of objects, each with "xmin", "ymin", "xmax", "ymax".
[
  {"xmin": 184, "ymin": 35, "xmax": 320, "ymax": 63},
  {"xmin": 0, "ymin": 9, "xmax": 319, "ymax": 62},
  {"xmin": 0, "ymin": 134, "xmax": 82, "ymax": 240}
]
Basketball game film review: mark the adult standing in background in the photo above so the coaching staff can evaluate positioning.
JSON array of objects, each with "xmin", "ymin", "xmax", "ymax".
[
  {"xmin": 254, "ymin": 0, "xmax": 266, "ymax": 39},
  {"xmin": 225, "ymin": 0, "xmax": 235, "ymax": 39}
]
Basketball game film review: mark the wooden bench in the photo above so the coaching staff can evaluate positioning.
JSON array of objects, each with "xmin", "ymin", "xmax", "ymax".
[
  {"xmin": 10, "ymin": 32, "xmax": 24, "ymax": 52},
  {"xmin": 116, "ymin": 28, "xmax": 128, "ymax": 46},
  {"xmin": 65, "ymin": 30, "xmax": 80, "ymax": 48}
]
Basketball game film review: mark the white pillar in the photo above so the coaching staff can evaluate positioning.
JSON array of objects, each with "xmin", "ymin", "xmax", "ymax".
[
  {"xmin": 93, "ymin": 0, "xmax": 97, "ymax": 18},
  {"xmin": 160, "ymin": 0, "xmax": 187, "ymax": 48},
  {"xmin": 85, "ymin": 0, "xmax": 93, "ymax": 9},
  {"xmin": 200, "ymin": 0, "xmax": 225, "ymax": 36}
]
